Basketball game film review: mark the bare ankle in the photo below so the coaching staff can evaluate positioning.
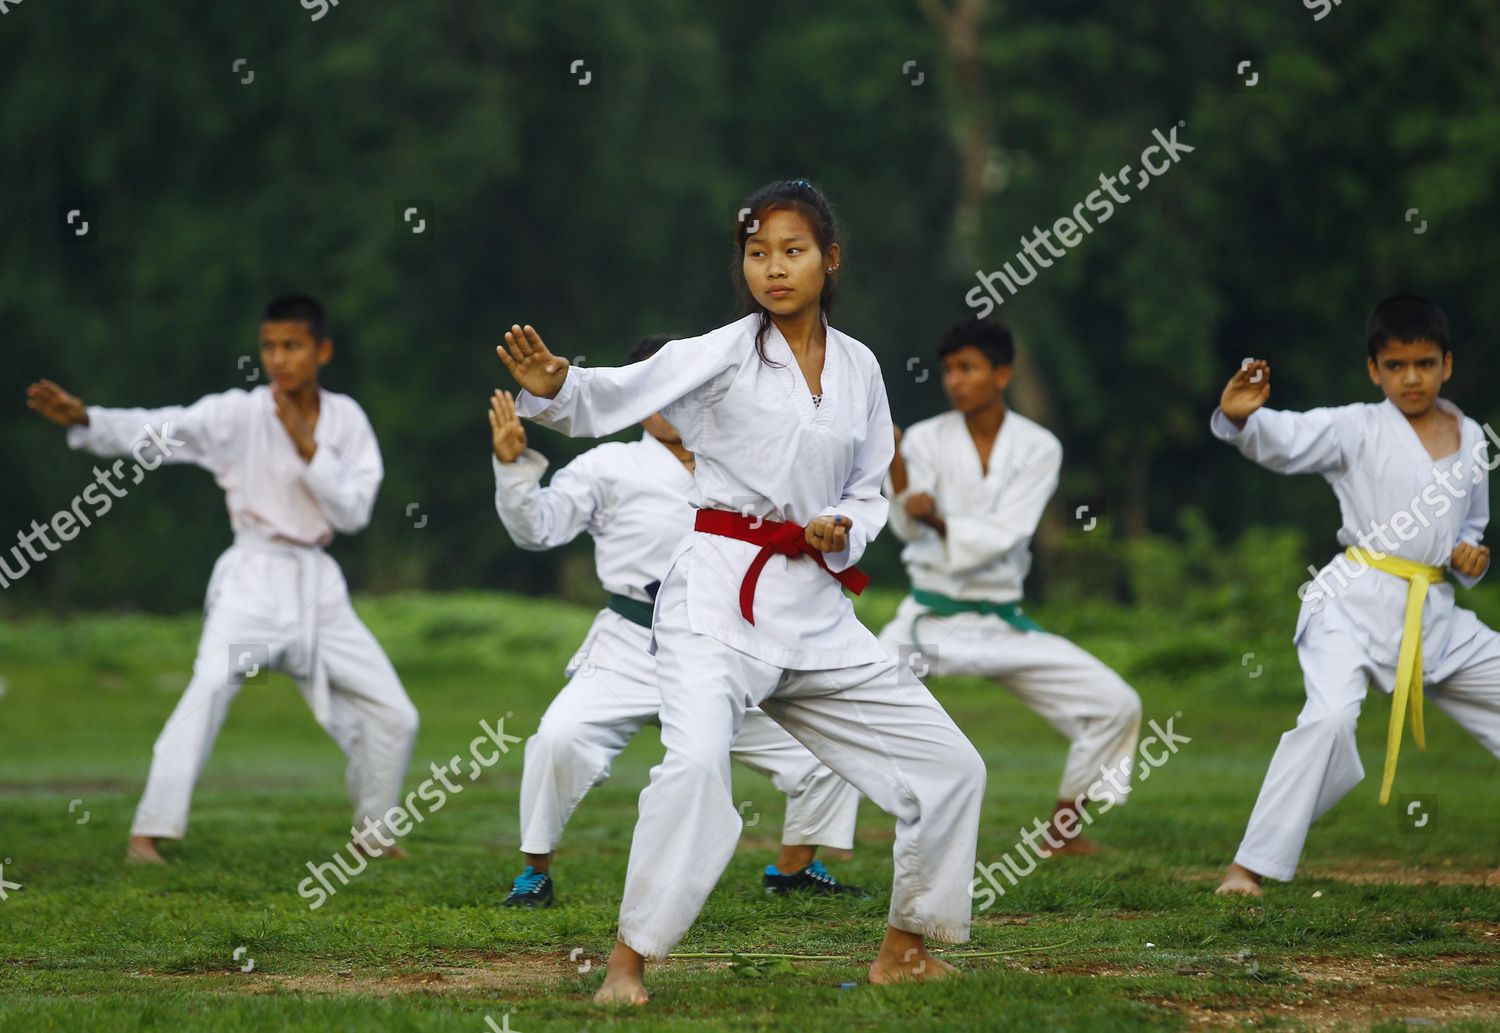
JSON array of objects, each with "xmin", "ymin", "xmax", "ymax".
[
  {"xmin": 594, "ymin": 941, "xmax": 650, "ymax": 1005},
  {"xmin": 606, "ymin": 940, "xmax": 646, "ymax": 976},
  {"xmin": 773, "ymin": 845, "xmax": 816, "ymax": 873}
]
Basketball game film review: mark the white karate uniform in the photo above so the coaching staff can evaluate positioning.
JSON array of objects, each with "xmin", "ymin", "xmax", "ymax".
[
  {"xmin": 68, "ymin": 386, "xmax": 418, "ymax": 841},
  {"xmin": 517, "ymin": 314, "xmax": 986, "ymax": 959},
  {"xmin": 1212, "ymin": 398, "xmax": 1500, "ymax": 881},
  {"xmin": 491, "ymin": 432, "xmax": 861, "ymax": 854},
  {"xmin": 878, "ymin": 410, "xmax": 1141, "ymax": 804}
]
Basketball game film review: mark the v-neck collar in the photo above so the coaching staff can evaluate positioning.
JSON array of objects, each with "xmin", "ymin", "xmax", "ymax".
[
  {"xmin": 261, "ymin": 384, "xmax": 326, "ymax": 445},
  {"xmin": 957, "ymin": 408, "xmax": 1008, "ymax": 479},
  {"xmin": 1382, "ymin": 396, "xmax": 1464, "ymax": 466},
  {"xmin": 767, "ymin": 321, "xmax": 837, "ymax": 422}
]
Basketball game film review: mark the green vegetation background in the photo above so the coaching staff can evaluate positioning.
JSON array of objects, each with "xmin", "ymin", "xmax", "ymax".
[{"xmin": 4, "ymin": 1, "xmax": 1498, "ymax": 611}]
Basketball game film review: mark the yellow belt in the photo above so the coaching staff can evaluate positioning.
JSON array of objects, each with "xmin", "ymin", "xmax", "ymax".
[{"xmin": 1345, "ymin": 547, "xmax": 1445, "ymax": 804}]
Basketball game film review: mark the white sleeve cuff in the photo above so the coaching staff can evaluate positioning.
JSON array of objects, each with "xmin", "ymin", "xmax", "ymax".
[
  {"xmin": 515, "ymin": 368, "xmax": 579, "ymax": 419},
  {"xmin": 66, "ymin": 418, "xmax": 95, "ymax": 451},
  {"xmin": 492, "ymin": 449, "xmax": 549, "ymax": 488},
  {"xmin": 1210, "ymin": 407, "xmax": 1254, "ymax": 442}
]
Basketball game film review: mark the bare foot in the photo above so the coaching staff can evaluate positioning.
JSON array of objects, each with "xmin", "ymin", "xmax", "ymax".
[
  {"xmin": 593, "ymin": 941, "xmax": 649, "ymax": 1006},
  {"xmin": 353, "ymin": 841, "xmax": 408, "ymax": 861},
  {"xmin": 869, "ymin": 945, "xmax": 958, "ymax": 984},
  {"xmin": 1046, "ymin": 835, "xmax": 1101, "ymax": 857},
  {"xmin": 1215, "ymin": 862, "xmax": 1263, "ymax": 897},
  {"xmin": 125, "ymin": 836, "xmax": 166, "ymax": 865},
  {"xmin": 1044, "ymin": 800, "xmax": 1104, "ymax": 857},
  {"xmin": 868, "ymin": 927, "xmax": 960, "ymax": 985}
]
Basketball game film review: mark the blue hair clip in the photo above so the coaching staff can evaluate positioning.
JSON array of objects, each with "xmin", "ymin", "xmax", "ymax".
[{"xmin": 792, "ymin": 177, "xmax": 811, "ymax": 189}]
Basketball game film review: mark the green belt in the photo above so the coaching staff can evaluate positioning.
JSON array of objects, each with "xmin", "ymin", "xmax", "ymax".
[
  {"xmin": 910, "ymin": 588, "xmax": 1044, "ymax": 637},
  {"xmin": 607, "ymin": 593, "xmax": 655, "ymax": 629}
]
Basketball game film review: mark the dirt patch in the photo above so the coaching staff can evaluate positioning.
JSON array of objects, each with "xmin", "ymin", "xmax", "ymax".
[
  {"xmin": 0, "ymin": 778, "xmax": 138, "ymax": 797},
  {"xmin": 1121, "ymin": 953, "xmax": 1500, "ymax": 1030},
  {"xmin": 1180, "ymin": 860, "xmax": 1500, "ymax": 888},
  {"xmin": 1455, "ymin": 920, "xmax": 1500, "ymax": 943},
  {"xmin": 1306, "ymin": 860, "xmax": 1499, "ymax": 888},
  {"xmin": 131, "ymin": 946, "xmax": 1500, "ymax": 1027},
  {"xmin": 133, "ymin": 950, "xmax": 758, "ymax": 999},
  {"xmin": 266, "ymin": 956, "xmax": 568, "ymax": 997},
  {"xmin": 972, "ymin": 913, "xmax": 1044, "ymax": 927}
]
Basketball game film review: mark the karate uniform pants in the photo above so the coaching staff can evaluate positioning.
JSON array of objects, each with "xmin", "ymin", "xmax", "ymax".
[
  {"xmin": 518, "ymin": 610, "xmax": 861, "ymax": 855},
  {"xmin": 131, "ymin": 543, "xmax": 419, "ymax": 840},
  {"xmin": 616, "ymin": 576, "xmax": 987, "ymax": 960},
  {"xmin": 1235, "ymin": 606, "xmax": 1500, "ymax": 881},
  {"xmin": 878, "ymin": 596, "xmax": 1142, "ymax": 804}
]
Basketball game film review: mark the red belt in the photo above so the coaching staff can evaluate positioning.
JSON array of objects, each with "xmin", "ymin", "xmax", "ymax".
[{"xmin": 694, "ymin": 509, "xmax": 870, "ymax": 625}]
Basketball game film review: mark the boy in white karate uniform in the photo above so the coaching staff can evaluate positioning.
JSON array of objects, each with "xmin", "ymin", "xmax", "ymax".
[
  {"xmin": 880, "ymin": 317, "xmax": 1141, "ymax": 854},
  {"xmin": 498, "ymin": 179, "xmax": 986, "ymax": 1005},
  {"xmin": 489, "ymin": 334, "xmax": 864, "ymax": 907},
  {"xmin": 1213, "ymin": 295, "xmax": 1496, "ymax": 896},
  {"xmin": 26, "ymin": 294, "xmax": 419, "ymax": 865}
]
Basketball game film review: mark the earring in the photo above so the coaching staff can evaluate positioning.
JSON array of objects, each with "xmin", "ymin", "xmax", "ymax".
[{"xmin": 826, "ymin": 266, "xmax": 835, "ymax": 273}]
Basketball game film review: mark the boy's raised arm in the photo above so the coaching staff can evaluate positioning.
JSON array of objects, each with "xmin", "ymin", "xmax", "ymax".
[
  {"xmin": 489, "ymin": 389, "xmax": 602, "ymax": 551},
  {"xmin": 28, "ymin": 380, "xmax": 246, "ymax": 474},
  {"xmin": 1211, "ymin": 360, "xmax": 1350, "ymax": 476}
]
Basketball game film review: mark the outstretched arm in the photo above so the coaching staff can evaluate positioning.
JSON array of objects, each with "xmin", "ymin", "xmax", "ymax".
[
  {"xmin": 496, "ymin": 324, "xmax": 735, "ymax": 439},
  {"xmin": 1210, "ymin": 360, "xmax": 1351, "ymax": 476},
  {"xmin": 29, "ymin": 379, "xmax": 246, "ymax": 473},
  {"xmin": 489, "ymin": 389, "xmax": 602, "ymax": 550},
  {"xmin": 1218, "ymin": 359, "xmax": 1271, "ymax": 430}
]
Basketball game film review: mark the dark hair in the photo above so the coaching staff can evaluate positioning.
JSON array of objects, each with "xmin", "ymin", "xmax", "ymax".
[
  {"xmin": 731, "ymin": 178, "xmax": 840, "ymax": 366},
  {"xmin": 627, "ymin": 333, "xmax": 680, "ymax": 365},
  {"xmin": 262, "ymin": 293, "xmax": 328, "ymax": 340},
  {"xmin": 1366, "ymin": 294, "xmax": 1449, "ymax": 360},
  {"xmin": 937, "ymin": 317, "xmax": 1015, "ymax": 367}
]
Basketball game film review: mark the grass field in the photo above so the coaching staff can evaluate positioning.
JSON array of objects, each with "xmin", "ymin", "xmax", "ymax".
[{"xmin": 3, "ymin": 586, "xmax": 1500, "ymax": 1031}]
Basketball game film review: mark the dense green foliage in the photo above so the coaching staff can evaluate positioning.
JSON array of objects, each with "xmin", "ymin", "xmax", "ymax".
[{"xmin": 4, "ymin": 1, "xmax": 1498, "ymax": 611}]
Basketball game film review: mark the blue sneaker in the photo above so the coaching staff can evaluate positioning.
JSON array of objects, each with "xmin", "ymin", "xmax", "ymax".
[
  {"xmin": 501, "ymin": 865, "xmax": 555, "ymax": 908},
  {"xmin": 762, "ymin": 860, "xmax": 867, "ymax": 898}
]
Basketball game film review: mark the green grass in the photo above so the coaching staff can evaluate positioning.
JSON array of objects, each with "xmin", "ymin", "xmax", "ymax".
[{"xmin": 3, "ymin": 588, "xmax": 1500, "ymax": 1031}]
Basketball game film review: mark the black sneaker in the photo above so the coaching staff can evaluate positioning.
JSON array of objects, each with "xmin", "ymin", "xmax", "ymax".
[
  {"xmin": 762, "ymin": 860, "xmax": 868, "ymax": 898},
  {"xmin": 501, "ymin": 865, "xmax": 555, "ymax": 908}
]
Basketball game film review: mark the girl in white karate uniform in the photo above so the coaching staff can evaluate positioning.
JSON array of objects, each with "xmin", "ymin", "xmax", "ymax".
[
  {"xmin": 488, "ymin": 335, "xmax": 864, "ymax": 907},
  {"xmin": 1212, "ymin": 295, "xmax": 1497, "ymax": 896},
  {"xmin": 26, "ymin": 295, "xmax": 419, "ymax": 865},
  {"xmin": 496, "ymin": 179, "xmax": 986, "ymax": 1004}
]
